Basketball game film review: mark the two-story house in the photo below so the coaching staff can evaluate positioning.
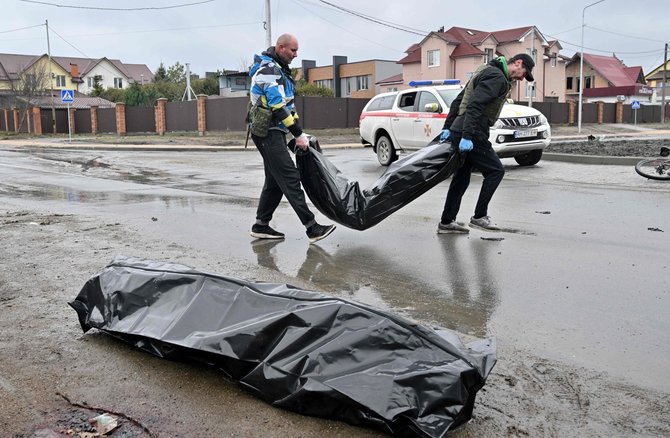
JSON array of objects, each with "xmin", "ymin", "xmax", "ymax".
[
  {"xmin": 397, "ymin": 26, "xmax": 568, "ymax": 103},
  {"xmin": 302, "ymin": 57, "xmax": 402, "ymax": 99},
  {"xmin": 0, "ymin": 52, "xmax": 153, "ymax": 95}
]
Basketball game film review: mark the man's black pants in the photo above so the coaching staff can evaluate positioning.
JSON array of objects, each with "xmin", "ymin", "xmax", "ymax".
[
  {"xmin": 252, "ymin": 130, "xmax": 315, "ymax": 226},
  {"xmin": 440, "ymin": 132, "xmax": 505, "ymax": 224}
]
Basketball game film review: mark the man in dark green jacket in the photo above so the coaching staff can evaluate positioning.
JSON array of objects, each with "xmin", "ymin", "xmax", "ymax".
[{"xmin": 437, "ymin": 53, "xmax": 534, "ymax": 233}]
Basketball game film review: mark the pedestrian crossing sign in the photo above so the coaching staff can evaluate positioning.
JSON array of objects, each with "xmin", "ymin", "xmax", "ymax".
[{"xmin": 61, "ymin": 89, "xmax": 74, "ymax": 103}]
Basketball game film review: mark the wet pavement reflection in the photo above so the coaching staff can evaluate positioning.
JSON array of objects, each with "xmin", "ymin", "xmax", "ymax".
[{"xmin": 1, "ymin": 146, "xmax": 668, "ymax": 391}]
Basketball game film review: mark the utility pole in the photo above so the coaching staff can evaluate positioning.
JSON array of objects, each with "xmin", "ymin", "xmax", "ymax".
[
  {"xmin": 264, "ymin": 0, "xmax": 272, "ymax": 48},
  {"xmin": 662, "ymin": 42, "xmax": 668, "ymax": 124},
  {"xmin": 578, "ymin": 0, "xmax": 606, "ymax": 133},
  {"xmin": 45, "ymin": 19, "xmax": 56, "ymax": 134},
  {"xmin": 182, "ymin": 63, "xmax": 195, "ymax": 101},
  {"xmin": 528, "ymin": 27, "xmax": 535, "ymax": 107}
]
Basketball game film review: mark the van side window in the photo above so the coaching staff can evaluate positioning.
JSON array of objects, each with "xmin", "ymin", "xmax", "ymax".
[
  {"xmin": 366, "ymin": 97, "xmax": 382, "ymax": 111},
  {"xmin": 378, "ymin": 96, "xmax": 395, "ymax": 110},
  {"xmin": 398, "ymin": 92, "xmax": 417, "ymax": 111}
]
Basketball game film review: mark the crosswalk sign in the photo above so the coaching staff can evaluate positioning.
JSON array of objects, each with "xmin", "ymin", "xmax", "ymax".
[
  {"xmin": 631, "ymin": 100, "xmax": 640, "ymax": 110},
  {"xmin": 60, "ymin": 89, "xmax": 74, "ymax": 103}
]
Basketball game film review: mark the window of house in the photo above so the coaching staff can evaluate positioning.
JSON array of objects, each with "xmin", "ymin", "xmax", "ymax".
[
  {"xmin": 235, "ymin": 78, "xmax": 246, "ymax": 86},
  {"xmin": 55, "ymin": 75, "xmax": 66, "ymax": 87},
  {"xmin": 525, "ymin": 83, "xmax": 536, "ymax": 98},
  {"xmin": 87, "ymin": 77, "xmax": 94, "ymax": 87},
  {"xmin": 567, "ymin": 77, "xmax": 573, "ymax": 90},
  {"xmin": 526, "ymin": 47, "xmax": 537, "ymax": 63},
  {"xmin": 585, "ymin": 76, "xmax": 592, "ymax": 89},
  {"xmin": 387, "ymin": 87, "xmax": 398, "ymax": 92},
  {"xmin": 356, "ymin": 75, "xmax": 370, "ymax": 90},
  {"xmin": 345, "ymin": 77, "xmax": 353, "ymax": 95},
  {"xmin": 114, "ymin": 77, "xmax": 123, "ymax": 88},
  {"xmin": 427, "ymin": 49, "xmax": 440, "ymax": 67},
  {"xmin": 551, "ymin": 57, "xmax": 557, "ymax": 67},
  {"xmin": 25, "ymin": 74, "xmax": 37, "ymax": 87},
  {"xmin": 314, "ymin": 79, "xmax": 333, "ymax": 89},
  {"xmin": 484, "ymin": 48, "xmax": 494, "ymax": 64}
]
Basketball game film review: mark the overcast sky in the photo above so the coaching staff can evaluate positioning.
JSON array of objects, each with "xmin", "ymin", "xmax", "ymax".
[{"xmin": 2, "ymin": 0, "xmax": 669, "ymax": 77}]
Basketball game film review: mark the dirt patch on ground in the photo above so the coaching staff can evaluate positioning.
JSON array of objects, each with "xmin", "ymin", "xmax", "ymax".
[
  {"xmin": 548, "ymin": 138, "xmax": 670, "ymax": 157},
  {"xmin": 1, "ymin": 205, "xmax": 669, "ymax": 437}
]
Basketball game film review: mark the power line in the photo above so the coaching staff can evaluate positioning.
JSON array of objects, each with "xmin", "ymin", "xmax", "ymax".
[
  {"xmin": 314, "ymin": 0, "xmax": 428, "ymax": 36},
  {"xmin": 19, "ymin": 0, "xmax": 214, "ymax": 11},
  {"xmin": 291, "ymin": 0, "xmax": 404, "ymax": 53},
  {"xmin": 49, "ymin": 25, "xmax": 130, "ymax": 82},
  {"xmin": 585, "ymin": 25, "xmax": 668, "ymax": 44},
  {"xmin": 0, "ymin": 23, "xmax": 44, "ymax": 34},
  {"xmin": 1, "ymin": 21, "xmax": 261, "ymax": 43},
  {"xmin": 545, "ymin": 34, "xmax": 664, "ymax": 55}
]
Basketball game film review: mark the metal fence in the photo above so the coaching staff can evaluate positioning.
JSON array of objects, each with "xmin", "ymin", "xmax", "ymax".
[{"xmin": 3, "ymin": 99, "xmax": 670, "ymax": 134}]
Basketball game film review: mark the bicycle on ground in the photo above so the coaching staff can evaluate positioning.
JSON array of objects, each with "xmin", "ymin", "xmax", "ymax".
[{"xmin": 635, "ymin": 146, "xmax": 670, "ymax": 180}]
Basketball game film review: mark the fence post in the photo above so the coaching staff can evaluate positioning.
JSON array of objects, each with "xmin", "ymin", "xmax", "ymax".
[
  {"xmin": 615, "ymin": 101, "xmax": 623, "ymax": 123},
  {"xmin": 26, "ymin": 109, "xmax": 32, "ymax": 133},
  {"xmin": 3, "ymin": 108, "xmax": 8, "ymax": 132},
  {"xmin": 196, "ymin": 94, "xmax": 207, "ymax": 136},
  {"xmin": 69, "ymin": 106, "xmax": 76, "ymax": 134},
  {"xmin": 115, "ymin": 102, "xmax": 127, "ymax": 136},
  {"xmin": 13, "ymin": 108, "xmax": 20, "ymax": 132},
  {"xmin": 32, "ymin": 107, "xmax": 42, "ymax": 135},
  {"xmin": 155, "ymin": 98, "xmax": 167, "ymax": 135},
  {"xmin": 90, "ymin": 105, "xmax": 98, "ymax": 134},
  {"xmin": 567, "ymin": 100, "xmax": 575, "ymax": 125},
  {"xmin": 596, "ymin": 101, "xmax": 604, "ymax": 124}
]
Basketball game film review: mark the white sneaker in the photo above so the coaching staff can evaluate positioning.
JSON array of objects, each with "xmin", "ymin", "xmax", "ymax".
[
  {"xmin": 469, "ymin": 216, "xmax": 500, "ymax": 231},
  {"xmin": 437, "ymin": 221, "xmax": 470, "ymax": 234}
]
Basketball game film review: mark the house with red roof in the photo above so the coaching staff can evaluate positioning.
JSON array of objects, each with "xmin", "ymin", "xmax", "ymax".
[
  {"xmin": 566, "ymin": 53, "xmax": 650, "ymax": 104},
  {"xmin": 394, "ymin": 25, "xmax": 568, "ymax": 103}
]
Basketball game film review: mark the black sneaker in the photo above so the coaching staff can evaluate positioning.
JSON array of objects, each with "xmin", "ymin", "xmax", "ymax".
[
  {"xmin": 306, "ymin": 223, "xmax": 336, "ymax": 243},
  {"xmin": 250, "ymin": 224, "xmax": 285, "ymax": 240}
]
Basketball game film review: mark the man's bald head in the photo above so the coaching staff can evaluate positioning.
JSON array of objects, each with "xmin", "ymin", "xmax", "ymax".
[{"xmin": 275, "ymin": 33, "xmax": 299, "ymax": 65}]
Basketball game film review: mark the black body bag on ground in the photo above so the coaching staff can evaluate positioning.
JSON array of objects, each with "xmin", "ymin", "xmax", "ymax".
[
  {"xmin": 70, "ymin": 256, "xmax": 496, "ymax": 438},
  {"xmin": 293, "ymin": 137, "xmax": 461, "ymax": 230}
]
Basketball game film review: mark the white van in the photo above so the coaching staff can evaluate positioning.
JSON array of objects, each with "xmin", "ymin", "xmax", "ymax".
[{"xmin": 359, "ymin": 80, "xmax": 551, "ymax": 166}]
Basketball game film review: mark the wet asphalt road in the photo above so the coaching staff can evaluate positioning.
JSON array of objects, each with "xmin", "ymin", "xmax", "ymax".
[{"xmin": 0, "ymin": 145, "xmax": 668, "ymax": 392}]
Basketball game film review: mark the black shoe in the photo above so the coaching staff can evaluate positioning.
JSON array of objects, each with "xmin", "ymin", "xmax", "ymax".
[
  {"xmin": 250, "ymin": 224, "xmax": 285, "ymax": 240},
  {"xmin": 306, "ymin": 223, "xmax": 336, "ymax": 243}
]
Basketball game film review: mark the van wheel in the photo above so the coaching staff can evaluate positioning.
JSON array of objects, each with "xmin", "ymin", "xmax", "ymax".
[
  {"xmin": 376, "ymin": 135, "xmax": 397, "ymax": 166},
  {"xmin": 514, "ymin": 149, "xmax": 543, "ymax": 166}
]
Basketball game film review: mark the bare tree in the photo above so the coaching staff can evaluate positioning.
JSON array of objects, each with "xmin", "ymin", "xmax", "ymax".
[{"xmin": 3, "ymin": 66, "xmax": 50, "ymax": 133}]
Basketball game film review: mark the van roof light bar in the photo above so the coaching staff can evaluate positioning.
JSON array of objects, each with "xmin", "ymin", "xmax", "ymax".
[{"xmin": 409, "ymin": 79, "xmax": 461, "ymax": 87}]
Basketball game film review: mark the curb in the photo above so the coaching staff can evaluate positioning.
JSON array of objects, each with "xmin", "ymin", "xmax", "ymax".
[{"xmin": 542, "ymin": 153, "xmax": 643, "ymax": 166}]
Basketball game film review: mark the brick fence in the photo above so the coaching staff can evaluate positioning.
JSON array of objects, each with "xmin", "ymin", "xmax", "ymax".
[{"xmin": 1, "ymin": 98, "xmax": 668, "ymax": 135}]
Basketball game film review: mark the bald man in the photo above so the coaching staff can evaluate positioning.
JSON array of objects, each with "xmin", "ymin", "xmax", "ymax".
[{"xmin": 248, "ymin": 34, "xmax": 335, "ymax": 243}]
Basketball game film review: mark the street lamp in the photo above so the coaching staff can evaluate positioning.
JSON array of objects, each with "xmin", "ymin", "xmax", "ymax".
[{"xmin": 578, "ymin": 0, "xmax": 606, "ymax": 133}]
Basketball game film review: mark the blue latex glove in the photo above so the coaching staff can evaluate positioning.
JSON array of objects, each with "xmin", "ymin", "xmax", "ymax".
[
  {"xmin": 439, "ymin": 129, "xmax": 450, "ymax": 142},
  {"xmin": 459, "ymin": 138, "xmax": 473, "ymax": 153}
]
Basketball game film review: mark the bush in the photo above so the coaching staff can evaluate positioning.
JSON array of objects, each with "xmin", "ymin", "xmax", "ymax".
[{"xmin": 295, "ymin": 83, "xmax": 334, "ymax": 97}]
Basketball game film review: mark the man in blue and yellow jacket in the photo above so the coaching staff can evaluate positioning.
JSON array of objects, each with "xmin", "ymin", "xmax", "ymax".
[{"xmin": 248, "ymin": 33, "xmax": 335, "ymax": 243}]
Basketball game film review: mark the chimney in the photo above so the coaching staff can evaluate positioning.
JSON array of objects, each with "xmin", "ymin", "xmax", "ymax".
[{"xmin": 70, "ymin": 63, "xmax": 79, "ymax": 78}]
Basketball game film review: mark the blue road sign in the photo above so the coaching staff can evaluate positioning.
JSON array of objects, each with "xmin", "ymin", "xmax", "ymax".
[
  {"xmin": 60, "ymin": 89, "xmax": 74, "ymax": 103},
  {"xmin": 631, "ymin": 100, "xmax": 641, "ymax": 110}
]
